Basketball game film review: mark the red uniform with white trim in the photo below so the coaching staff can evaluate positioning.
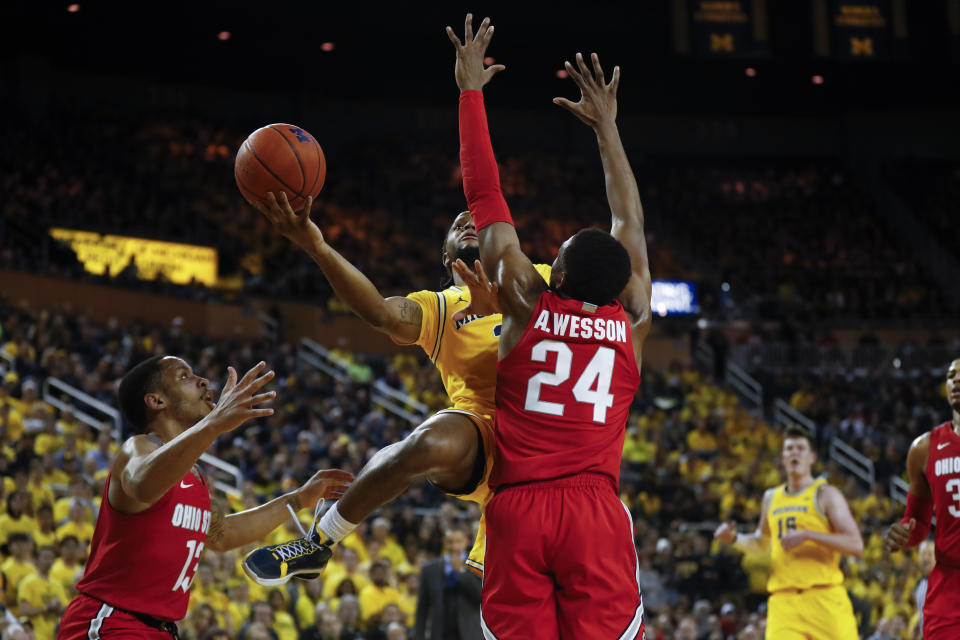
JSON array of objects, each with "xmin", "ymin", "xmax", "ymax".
[
  {"xmin": 922, "ymin": 422, "xmax": 960, "ymax": 639},
  {"xmin": 482, "ymin": 290, "xmax": 644, "ymax": 640},
  {"xmin": 58, "ymin": 468, "xmax": 211, "ymax": 638}
]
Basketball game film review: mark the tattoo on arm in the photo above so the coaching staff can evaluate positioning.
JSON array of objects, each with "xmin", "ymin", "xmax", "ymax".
[
  {"xmin": 398, "ymin": 299, "xmax": 421, "ymax": 327},
  {"xmin": 207, "ymin": 507, "xmax": 226, "ymax": 546}
]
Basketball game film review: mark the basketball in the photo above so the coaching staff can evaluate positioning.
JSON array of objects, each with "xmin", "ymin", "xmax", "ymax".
[{"xmin": 234, "ymin": 123, "xmax": 326, "ymax": 211}]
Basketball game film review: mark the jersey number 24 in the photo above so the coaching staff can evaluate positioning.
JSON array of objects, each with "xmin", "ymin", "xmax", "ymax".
[{"xmin": 524, "ymin": 339, "xmax": 615, "ymax": 423}]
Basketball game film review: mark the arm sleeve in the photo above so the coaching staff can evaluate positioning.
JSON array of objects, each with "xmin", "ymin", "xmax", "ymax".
[
  {"xmin": 459, "ymin": 90, "xmax": 514, "ymax": 230},
  {"xmin": 902, "ymin": 492, "xmax": 933, "ymax": 546}
]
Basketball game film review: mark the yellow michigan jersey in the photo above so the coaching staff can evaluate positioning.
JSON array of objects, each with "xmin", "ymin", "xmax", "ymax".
[
  {"xmin": 400, "ymin": 263, "xmax": 552, "ymax": 574},
  {"xmin": 765, "ymin": 477, "xmax": 857, "ymax": 640}
]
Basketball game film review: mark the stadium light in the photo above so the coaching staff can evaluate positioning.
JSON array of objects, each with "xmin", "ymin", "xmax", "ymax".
[
  {"xmin": 218, "ymin": 31, "xmax": 231, "ymax": 41},
  {"xmin": 67, "ymin": 3, "xmax": 80, "ymax": 12},
  {"xmin": 812, "ymin": 74, "xmax": 824, "ymax": 85},
  {"xmin": 484, "ymin": 57, "xmax": 495, "ymax": 65},
  {"xmin": 745, "ymin": 67, "xmax": 756, "ymax": 77},
  {"xmin": 556, "ymin": 69, "xmax": 568, "ymax": 79},
  {"xmin": 321, "ymin": 42, "xmax": 335, "ymax": 52}
]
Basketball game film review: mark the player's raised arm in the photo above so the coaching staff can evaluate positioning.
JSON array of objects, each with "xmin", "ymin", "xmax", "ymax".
[
  {"xmin": 256, "ymin": 192, "xmax": 423, "ymax": 344},
  {"xmin": 886, "ymin": 433, "xmax": 934, "ymax": 552},
  {"xmin": 447, "ymin": 15, "xmax": 545, "ymax": 333},
  {"xmin": 555, "ymin": 53, "xmax": 652, "ymax": 366},
  {"xmin": 714, "ymin": 488, "xmax": 774, "ymax": 553},
  {"xmin": 112, "ymin": 362, "xmax": 276, "ymax": 512}
]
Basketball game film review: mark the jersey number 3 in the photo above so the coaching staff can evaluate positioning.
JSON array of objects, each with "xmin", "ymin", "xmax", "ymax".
[{"xmin": 524, "ymin": 340, "xmax": 615, "ymax": 423}]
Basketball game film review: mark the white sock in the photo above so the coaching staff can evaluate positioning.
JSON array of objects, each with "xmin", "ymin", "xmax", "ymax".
[{"xmin": 317, "ymin": 503, "xmax": 357, "ymax": 544}]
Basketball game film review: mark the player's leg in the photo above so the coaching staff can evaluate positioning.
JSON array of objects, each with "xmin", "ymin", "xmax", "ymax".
[
  {"xmin": 481, "ymin": 487, "xmax": 561, "ymax": 639},
  {"xmin": 922, "ymin": 565, "xmax": 960, "ymax": 640},
  {"xmin": 763, "ymin": 592, "xmax": 812, "ymax": 640},
  {"xmin": 243, "ymin": 411, "xmax": 480, "ymax": 585},
  {"xmin": 550, "ymin": 477, "xmax": 643, "ymax": 640}
]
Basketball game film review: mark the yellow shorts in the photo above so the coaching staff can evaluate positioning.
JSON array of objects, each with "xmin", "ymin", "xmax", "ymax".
[
  {"xmin": 766, "ymin": 584, "xmax": 858, "ymax": 640},
  {"xmin": 433, "ymin": 408, "xmax": 494, "ymax": 575}
]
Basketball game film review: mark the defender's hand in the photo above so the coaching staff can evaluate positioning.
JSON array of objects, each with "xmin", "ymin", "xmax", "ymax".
[
  {"xmin": 451, "ymin": 259, "xmax": 501, "ymax": 320},
  {"xmin": 714, "ymin": 521, "xmax": 738, "ymax": 544},
  {"xmin": 205, "ymin": 362, "xmax": 276, "ymax": 435},
  {"xmin": 296, "ymin": 469, "xmax": 354, "ymax": 511},
  {"xmin": 554, "ymin": 52, "xmax": 621, "ymax": 128},
  {"xmin": 779, "ymin": 530, "xmax": 809, "ymax": 552},
  {"xmin": 885, "ymin": 519, "xmax": 915, "ymax": 553},
  {"xmin": 445, "ymin": 14, "xmax": 506, "ymax": 92},
  {"xmin": 255, "ymin": 192, "xmax": 323, "ymax": 250}
]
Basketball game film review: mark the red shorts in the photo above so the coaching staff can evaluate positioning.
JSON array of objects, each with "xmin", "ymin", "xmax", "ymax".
[
  {"xmin": 924, "ymin": 564, "xmax": 960, "ymax": 640},
  {"xmin": 58, "ymin": 593, "xmax": 175, "ymax": 639},
  {"xmin": 481, "ymin": 473, "xmax": 644, "ymax": 640}
]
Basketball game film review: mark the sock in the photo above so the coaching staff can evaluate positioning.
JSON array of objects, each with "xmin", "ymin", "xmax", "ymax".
[{"xmin": 316, "ymin": 503, "xmax": 357, "ymax": 544}]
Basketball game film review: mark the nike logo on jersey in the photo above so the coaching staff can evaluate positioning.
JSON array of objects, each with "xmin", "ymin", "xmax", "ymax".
[
  {"xmin": 939, "ymin": 442, "xmax": 951, "ymax": 450},
  {"xmin": 457, "ymin": 297, "xmax": 467, "ymax": 304},
  {"xmin": 180, "ymin": 481, "xmax": 194, "ymax": 489}
]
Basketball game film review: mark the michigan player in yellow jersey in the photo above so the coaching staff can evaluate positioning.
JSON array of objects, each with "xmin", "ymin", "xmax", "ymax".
[
  {"xmin": 714, "ymin": 425, "xmax": 863, "ymax": 640},
  {"xmin": 242, "ymin": 38, "xmax": 647, "ymax": 587}
]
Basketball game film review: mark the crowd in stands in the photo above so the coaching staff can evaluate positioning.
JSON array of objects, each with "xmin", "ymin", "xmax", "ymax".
[
  {"xmin": 3, "ymin": 99, "xmax": 955, "ymax": 325},
  {"xmin": 0, "ymin": 296, "xmax": 945, "ymax": 639},
  {"xmin": 885, "ymin": 162, "xmax": 960, "ymax": 256}
]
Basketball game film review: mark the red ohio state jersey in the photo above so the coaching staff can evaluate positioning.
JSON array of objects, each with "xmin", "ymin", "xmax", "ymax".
[
  {"xmin": 490, "ymin": 290, "xmax": 641, "ymax": 489},
  {"xmin": 76, "ymin": 468, "xmax": 211, "ymax": 621},
  {"xmin": 926, "ymin": 422, "xmax": 960, "ymax": 567}
]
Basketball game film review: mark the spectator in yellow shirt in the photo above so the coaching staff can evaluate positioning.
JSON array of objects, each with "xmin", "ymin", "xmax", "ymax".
[
  {"xmin": 33, "ymin": 505, "xmax": 56, "ymax": 549},
  {"xmin": 49, "ymin": 535, "xmax": 84, "ymax": 597},
  {"xmin": 26, "ymin": 462, "xmax": 54, "ymax": 512},
  {"xmin": 268, "ymin": 589, "xmax": 298, "ymax": 640},
  {"xmin": 359, "ymin": 560, "xmax": 401, "ymax": 628},
  {"xmin": 17, "ymin": 545, "xmax": 67, "ymax": 640},
  {"xmin": 294, "ymin": 579, "xmax": 326, "ymax": 630},
  {"xmin": 55, "ymin": 498, "xmax": 95, "ymax": 545},
  {"xmin": 2, "ymin": 533, "xmax": 36, "ymax": 614},
  {"xmin": 0, "ymin": 490, "xmax": 37, "ymax": 546},
  {"xmin": 53, "ymin": 478, "xmax": 96, "ymax": 525},
  {"xmin": 32, "ymin": 413, "xmax": 62, "ymax": 457},
  {"xmin": 323, "ymin": 547, "xmax": 370, "ymax": 600},
  {"xmin": 686, "ymin": 421, "xmax": 719, "ymax": 458},
  {"xmin": 371, "ymin": 518, "xmax": 409, "ymax": 571}
]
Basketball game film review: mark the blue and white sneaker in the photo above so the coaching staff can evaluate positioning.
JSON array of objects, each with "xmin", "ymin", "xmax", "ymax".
[{"xmin": 242, "ymin": 501, "xmax": 332, "ymax": 586}]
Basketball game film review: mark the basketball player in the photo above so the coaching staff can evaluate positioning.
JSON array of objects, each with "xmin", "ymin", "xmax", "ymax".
[
  {"xmin": 884, "ymin": 358, "xmax": 960, "ymax": 639},
  {"xmin": 56, "ymin": 357, "xmax": 351, "ymax": 639},
  {"xmin": 242, "ymin": 26, "xmax": 649, "ymax": 591},
  {"xmin": 714, "ymin": 425, "xmax": 862, "ymax": 640},
  {"xmin": 449, "ymin": 15, "xmax": 650, "ymax": 638}
]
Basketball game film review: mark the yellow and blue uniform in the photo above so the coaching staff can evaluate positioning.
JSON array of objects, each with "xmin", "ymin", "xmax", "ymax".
[
  {"xmin": 399, "ymin": 264, "xmax": 552, "ymax": 574},
  {"xmin": 765, "ymin": 477, "xmax": 858, "ymax": 640}
]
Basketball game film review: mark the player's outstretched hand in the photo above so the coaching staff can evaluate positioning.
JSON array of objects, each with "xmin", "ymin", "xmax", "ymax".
[
  {"xmin": 296, "ymin": 469, "xmax": 355, "ymax": 511},
  {"xmin": 713, "ymin": 521, "xmax": 737, "ymax": 544},
  {"xmin": 256, "ymin": 192, "xmax": 322, "ymax": 250},
  {"xmin": 445, "ymin": 14, "xmax": 506, "ymax": 92},
  {"xmin": 884, "ymin": 518, "xmax": 915, "ymax": 553},
  {"xmin": 205, "ymin": 362, "xmax": 276, "ymax": 435},
  {"xmin": 451, "ymin": 259, "xmax": 501, "ymax": 320},
  {"xmin": 554, "ymin": 52, "xmax": 620, "ymax": 129}
]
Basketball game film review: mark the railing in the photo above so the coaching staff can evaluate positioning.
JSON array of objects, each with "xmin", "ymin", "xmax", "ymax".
[
  {"xmin": 829, "ymin": 438, "xmax": 875, "ymax": 487},
  {"xmin": 298, "ymin": 338, "xmax": 428, "ymax": 426},
  {"xmin": 890, "ymin": 476, "xmax": 909, "ymax": 506},
  {"xmin": 772, "ymin": 398, "xmax": 817, "ymax": 437},
  {"xmin": 42, "ymin": 377, "xmax": 243, "ymax": 495},
  {"xmin": 694, "ymin": 341, "xmax": 715, "ymax": 371},
  {"xmin": 725, "ymin": 362, "xmax": 763, "ymax": 415},
  {"xmin": 258, "ymin": 312, "xmax": 279, "ymax": 343}
]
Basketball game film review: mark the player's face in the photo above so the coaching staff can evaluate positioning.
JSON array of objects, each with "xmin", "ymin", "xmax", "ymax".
[
  {"xmin": 157, "ymin": 357, "xmax": 214, "ymax": 425},
  {"xmin": 781, "ymin": 437, "xmax": 815, "ymax": 475},
  {"xmin": 444, "ymin": 211, "xmax": 478, "ymax": 254},
  {"xmin": 947, "ymin": 359, "xmax": 960, "ymax": 413}
]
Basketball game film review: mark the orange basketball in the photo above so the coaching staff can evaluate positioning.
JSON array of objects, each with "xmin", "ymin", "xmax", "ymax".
[{"xmin": 234, "ymin": 123, "xmax": 326, "ymax": 211}]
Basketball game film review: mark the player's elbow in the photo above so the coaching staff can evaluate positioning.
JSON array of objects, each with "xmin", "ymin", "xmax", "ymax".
[{"xmin": 849, "ymin": 537, "xmax": 864, "ymax": 558}]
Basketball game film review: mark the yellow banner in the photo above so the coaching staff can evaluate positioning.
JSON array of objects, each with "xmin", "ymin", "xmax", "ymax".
[{"xmin": 50, "ymin": 228, "xmax": 218, "ymax": 286}]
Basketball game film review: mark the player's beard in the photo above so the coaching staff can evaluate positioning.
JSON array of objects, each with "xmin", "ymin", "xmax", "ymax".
[{"xmin": 455, "ymin": 244, "xmax": 481, "ymax": 267}]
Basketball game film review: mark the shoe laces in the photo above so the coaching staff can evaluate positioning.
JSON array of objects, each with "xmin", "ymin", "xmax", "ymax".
[{"xmin": 283, "ymin": 497, "xmax": 326, "ymax": 555}]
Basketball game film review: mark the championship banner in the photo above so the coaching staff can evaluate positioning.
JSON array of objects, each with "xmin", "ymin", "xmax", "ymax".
[
  {"xmin": 830, "ymin": 0, "xmax": 891, "ymax": 59},
  {"xmin": 50, "ymin": 228, "xmax": 218, "ymax": 286},
  {"xmin": 681, "ymin": 1, "xmax": 770, "ymax": 57}
]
